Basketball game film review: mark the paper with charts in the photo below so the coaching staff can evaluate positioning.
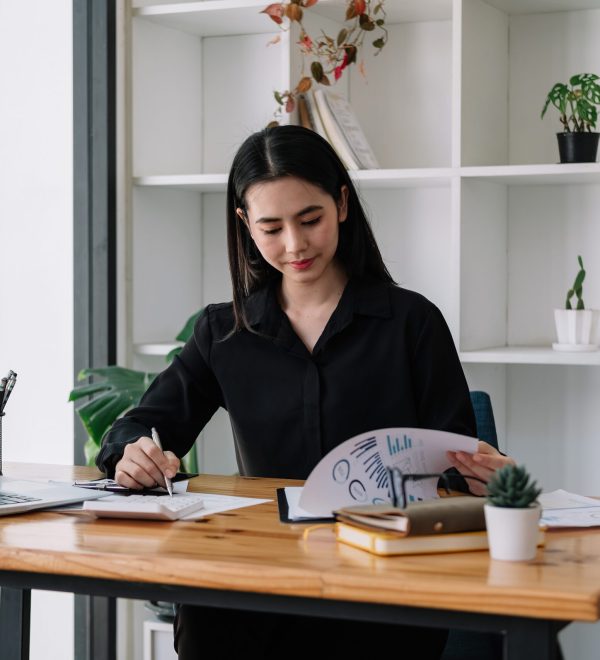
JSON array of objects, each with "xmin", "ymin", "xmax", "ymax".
[{"xmin": 298, "ymin": 428, "xmax": 478, "ymax": 517}]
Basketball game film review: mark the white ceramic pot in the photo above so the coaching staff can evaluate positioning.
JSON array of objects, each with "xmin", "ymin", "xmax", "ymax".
[
  {"xmin": 484, "ymin": 502, "xmax": 541, "ymax": 561},
  {"xmin": 553, "ymin": 308, "xmax": 598, "ymax": 350}
]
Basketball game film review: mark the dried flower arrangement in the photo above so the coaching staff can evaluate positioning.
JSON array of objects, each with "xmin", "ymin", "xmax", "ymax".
[{"xmin": 261, "ymin": 0, "xmax": 387, "ymax": 120}]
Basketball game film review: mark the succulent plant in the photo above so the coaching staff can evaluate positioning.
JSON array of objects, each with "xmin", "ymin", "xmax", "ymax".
[
  {"xmin": 486, "ymin": 464, "xmax": 542, "ymax": 508},
  {"xmin": 565, "ymin": 255, "xmax": 586, "ymax": 310}
]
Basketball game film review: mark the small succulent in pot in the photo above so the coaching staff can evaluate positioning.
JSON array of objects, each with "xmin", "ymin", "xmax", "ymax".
[
  {"xmin": 486, "ymin": 464, "xmax": 542, "ymax": 508},
  {"xmin": 565, "ymin": 255, "xmax": 585, "ymax": 310}
]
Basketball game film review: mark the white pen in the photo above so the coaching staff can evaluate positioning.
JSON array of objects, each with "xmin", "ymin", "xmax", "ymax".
[{"xmin": 151, "ymin": 427, "xmax": 173, "ymax": 497}]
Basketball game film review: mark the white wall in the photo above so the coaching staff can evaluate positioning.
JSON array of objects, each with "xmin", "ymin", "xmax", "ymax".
[{"xmin": 0, "ymin": 1, "xmax": 74, "ymax": 659}]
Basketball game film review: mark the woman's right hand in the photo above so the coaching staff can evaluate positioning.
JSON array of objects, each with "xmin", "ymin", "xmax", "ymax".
[{"xmin": 114, "ymin": 436, "xmax": 180, "ymax": 490}]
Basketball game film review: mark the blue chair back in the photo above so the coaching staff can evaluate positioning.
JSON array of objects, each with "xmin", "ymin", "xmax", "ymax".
[{"xmin": 470, "ymin": 391, "xmax": 498, "ymax": 450}]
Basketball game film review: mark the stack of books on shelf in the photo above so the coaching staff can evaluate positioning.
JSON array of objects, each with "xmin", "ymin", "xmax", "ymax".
[
  {"xmin": 297, "ymin": 90, "xmax": 379, "ymax": 171},
  {"xmin": 334, "ymin": 496, "xmax": 490, "ymax": 556}
]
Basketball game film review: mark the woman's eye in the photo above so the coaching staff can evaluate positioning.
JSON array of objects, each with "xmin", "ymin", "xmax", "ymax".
[
  {"xmin": 302, "ymin": 217, "xmax": 321, "ymax": 226},
  {"xmin": 263, "ymin": 227, "xmax": 281, "ymax": 235}
]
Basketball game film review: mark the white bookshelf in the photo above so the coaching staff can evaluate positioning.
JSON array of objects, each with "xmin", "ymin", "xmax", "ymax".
[
  {"xmin": 461, "ymin": 346, "xmax": 600, "ymax": 365},
  {"xmin": 119, "ymin": 1, "xmax": 600, "ymax": 658},
  {"xmin": 143, "ymin": 619, "xmax": 177, "ymax": 660}
]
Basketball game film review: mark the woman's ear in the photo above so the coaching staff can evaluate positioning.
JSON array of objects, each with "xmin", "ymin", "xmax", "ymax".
[
  {"xmin": 338, "ymin": 185, "xmax": 349, "ymax": 223},
  {"xmin": 236, "ymin": 208, "xmax": 251, "ymax": 234}
]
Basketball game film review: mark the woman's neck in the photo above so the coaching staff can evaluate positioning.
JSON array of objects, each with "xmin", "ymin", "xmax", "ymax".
[{"xmin": 279, "ymin": 262, "xmax": 348, "ymax": 314}]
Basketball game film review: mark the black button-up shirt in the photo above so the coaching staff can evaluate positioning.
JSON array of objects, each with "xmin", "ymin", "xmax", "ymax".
[{"xmin": 97, "ymin": 278, "xmax": 476, "ymax": 479}]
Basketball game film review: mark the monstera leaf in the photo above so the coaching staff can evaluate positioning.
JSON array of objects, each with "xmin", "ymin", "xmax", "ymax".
[
  {"xmin": 69, "ymin": 366, "xmax": 156, "ymax": 465},
  {"xmin": 70, "ymin": 309, "xmax": 203, "ymax": 468},
  {"xmin": 165, "ymin": 309, "xmax": 203, "ymax": 363}
]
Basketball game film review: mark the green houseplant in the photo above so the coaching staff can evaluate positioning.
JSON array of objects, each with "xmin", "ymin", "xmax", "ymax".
[
  {"xmin": 69, "ymin": 310, "xmax": 203, "ymax": 470},
  {"xmin": 484, "ymin": 464, "xmax": 542, "ymax": 561},
  {"xmin": 541, "ymin": 73, "xmax": 600, "ymax": 162},
  {"xmin": 553, "ymin": 255, "xmax": 598, "ymax": 351}
]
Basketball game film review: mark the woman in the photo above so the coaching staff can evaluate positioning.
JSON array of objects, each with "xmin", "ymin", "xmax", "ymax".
[{"xmin": 97, "ymin": 125, "xmax": 513, "ymax": 658}]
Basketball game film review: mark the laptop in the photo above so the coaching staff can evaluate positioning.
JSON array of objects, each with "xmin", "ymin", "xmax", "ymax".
[{"xmin": 0, "ymin": 476, "xmax": 107, "ymax": 516}]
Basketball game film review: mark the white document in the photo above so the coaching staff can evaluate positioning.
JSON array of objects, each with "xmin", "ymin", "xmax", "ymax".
[
  {"xmin": 285, "ymin": 487, "xmax": 318, "ymax": 521},
  {"xmin": 178, "ymin": 493, "xmax": 271, "ymax": 520},
  {"xmin": 298, "ymin": 428, "xmax": 478, "ymax": 517},
  {"xmin": 539, "ymin": 489, "xmax": 600, "ymax": 527}
]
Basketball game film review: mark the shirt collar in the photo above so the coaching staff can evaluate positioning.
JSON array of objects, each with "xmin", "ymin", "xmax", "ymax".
[
  {"xmin": 243, "ymin": 276, "xmax": 392, "ymax": 336},
  {"xmin": 353, "ymin": 278, "xmax": 393, "ymax": 319}
]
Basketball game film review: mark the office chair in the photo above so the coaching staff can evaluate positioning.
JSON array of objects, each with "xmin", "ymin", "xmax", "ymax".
[{"xmin": 469, "ymin": 390, "xmax": 499, "ymax": 451}]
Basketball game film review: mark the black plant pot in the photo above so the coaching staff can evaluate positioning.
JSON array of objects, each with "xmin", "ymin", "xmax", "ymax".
[{"xmin": 556, "ymin": 132, "xmax": 600, "ymax": 163}]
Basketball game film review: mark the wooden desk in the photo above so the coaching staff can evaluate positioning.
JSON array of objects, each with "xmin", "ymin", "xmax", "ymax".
[{"xmin": 0, "ymin": 463, "xmax": 599, "ymax": 660}]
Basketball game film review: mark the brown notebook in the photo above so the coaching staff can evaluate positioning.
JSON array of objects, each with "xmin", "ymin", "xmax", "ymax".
[{"xmin": 334, "ymin": 496, "xmax": 486, "ymax": 537}]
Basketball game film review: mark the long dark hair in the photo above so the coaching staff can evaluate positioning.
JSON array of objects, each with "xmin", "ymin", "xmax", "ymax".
[{"xmin": 227, "ymin": 124, "xmax": 394, "ymax": 332}]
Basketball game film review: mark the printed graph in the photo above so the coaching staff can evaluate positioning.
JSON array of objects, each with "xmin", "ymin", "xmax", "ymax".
[{"xmin": 386, "ymin": 433, "xmax": 412, "ymax": 456}]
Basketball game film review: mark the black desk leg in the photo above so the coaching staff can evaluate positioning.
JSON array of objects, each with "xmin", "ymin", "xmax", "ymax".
[
  {"xmin": 505, "ymin": 619, "xmax": 565, "ymax": 660},
  {"xmin": 0, "ymin": 587, "xmax": 31, "ymax": 660},
  {"xmin": 74, "ymin": 594, "xmax": 116, "ymax": 660}
]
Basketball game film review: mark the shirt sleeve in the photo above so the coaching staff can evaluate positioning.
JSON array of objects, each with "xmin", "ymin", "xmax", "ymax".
[
  {"xmin": 410, "ymin": 305, "xmax": 477, "ymax": 438},
  {"xmin": 409, "ymin": 305, "xmax": 477, "ymax": 494},
  {"xmin": 95, "ymin": 308, "xmax": 223, "ymax": 477}
]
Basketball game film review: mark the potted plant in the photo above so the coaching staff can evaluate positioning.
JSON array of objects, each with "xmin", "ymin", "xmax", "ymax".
[
  {"xmin": 553, "ymin": 255, "xmax": 598, "ymax": 351},
  {"xmin": 69, "ymin": 310, "xmax": 202, "ymax": 469},
  {"xmin": 484, "ymin": 464, "xmax": 542, "ymax": 561},
  {"xmin": 541, "ymin": 73, "xmax": 600, "ymax": 162}
]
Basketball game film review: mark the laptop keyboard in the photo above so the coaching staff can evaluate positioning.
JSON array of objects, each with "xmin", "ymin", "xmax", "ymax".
[{"xmin": 0, "ymin": 491, "xmax": 42, "ymax": 506}]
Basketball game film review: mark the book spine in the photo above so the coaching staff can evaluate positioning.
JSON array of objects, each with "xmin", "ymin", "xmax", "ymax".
[
  {"xmin": 323, "ymin": 93, "xmax": 379, "ymax": 169},
  {"xmin": 312, "ymin": 90, "xmax": 360, "ymax": 170},
  {"xmin": 297, "ymin": 94, "xmax": 313, "ymax": 131},
  {"xmin": 303, "ymin": 92, "xmax": 329, "ymax": 143}
]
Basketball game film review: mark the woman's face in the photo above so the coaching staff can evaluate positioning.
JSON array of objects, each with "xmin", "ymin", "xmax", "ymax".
[{"xmin": 238, "ymin": 176, "xmax": 348, "ymax": 286}]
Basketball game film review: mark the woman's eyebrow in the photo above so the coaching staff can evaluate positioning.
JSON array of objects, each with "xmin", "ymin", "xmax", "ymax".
[{"xmin": 255, "ymin": 205, "xmax": 324, "ymax": 224}]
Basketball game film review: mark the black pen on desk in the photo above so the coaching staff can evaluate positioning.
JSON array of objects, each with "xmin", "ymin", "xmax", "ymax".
[{"xmin": 151, "ymin": 427, "xmax": 173, "ymax": 497}]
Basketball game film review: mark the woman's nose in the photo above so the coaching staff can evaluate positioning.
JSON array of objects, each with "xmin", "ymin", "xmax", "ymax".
[{"xmin": 284, "ymin": 226, "xmax": 308, "ymax": 253}]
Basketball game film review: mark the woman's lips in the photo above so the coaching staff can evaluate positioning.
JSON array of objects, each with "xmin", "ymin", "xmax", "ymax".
[{"xmin": 289, "ymin": 258, "xmax": 315, "ymax": 270}]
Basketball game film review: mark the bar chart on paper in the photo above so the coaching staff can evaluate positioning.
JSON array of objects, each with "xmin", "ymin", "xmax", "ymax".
[
  {"xmin": 386, "ymin": 433, "xmax": 413, "ymax": 455},
  {"xmin": 298, "ymin": 428, "xmax": 478, "ymax": 516}
]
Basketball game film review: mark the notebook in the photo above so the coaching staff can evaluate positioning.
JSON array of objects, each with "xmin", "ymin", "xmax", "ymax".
[{"xmin": 0, "ymin": 475, "xmax": 107, "ymax": 516}]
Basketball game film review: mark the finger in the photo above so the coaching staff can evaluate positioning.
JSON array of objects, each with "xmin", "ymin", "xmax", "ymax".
[
  {"xmin": 448, "ymin": 454, "xmax": 487, "ymax": 481},
  {"xmin": 137, "ymin": 436, "xmax": 173, "ymax": 471},
  {"xmin": 476, "ymin": 440, "xmax": 500, "ymax": 456},
  {"xmin": 453, "ymin": 451, "xmax": 495, "ymax": 482},
  {"xmin": 163, "ymin": 451, "xmax": 180, "ymax": 478},
  {"xmin": 124, "ymin": 442, "xmax": 166, "ymax": 485},
  {"xmin": 120, "ymin": 453, "xmax": 164, "ymax": 488},
  {"xmin": 472, "ymin": 453, "xmax": 515, "ymax": 471},
  {"xmin": 114, "ymin": 468, "xmax": 144, "ymax": 490},
  {"xmin": 446, "ymin": 457, "xmax": 488, "ymax": 495}
]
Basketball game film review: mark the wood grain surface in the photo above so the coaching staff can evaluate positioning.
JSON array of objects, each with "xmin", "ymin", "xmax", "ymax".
[{"xmin": 1, "ymin": 463, "xmax": 599, "ymax": 622}]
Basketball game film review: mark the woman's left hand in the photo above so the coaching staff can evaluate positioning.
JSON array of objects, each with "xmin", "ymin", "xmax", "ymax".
[{"xmin": 446, "ymin": 441, "xmax": 516, "ymax": 496}]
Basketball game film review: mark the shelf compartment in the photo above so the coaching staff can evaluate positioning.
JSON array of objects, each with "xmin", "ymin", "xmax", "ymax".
[
  {"xmin": 461, "ymin": 1, "xmax": 600, "ymax": 167},
  {"xmin": 134, "ymin": 174, "xmax": 228, "ymax": 192},
  {"xmin": 133, "ymin": 1, "xmax": 281, "ymax": 37},
  {"xmin": 484, "ymin": 0, "xmax": 600, "ymax": 14},
  {"xmin": 460, "ymin": 346, "xmax": 600, "ymax": 365},
  {"xmin": 461, "ymin": 163, "xmax": 600, "ymax": 185},
  {"xmin": 133, "ymin": 169, "xmax": 454, "ymax": 192},
  {"xmin": 134, "ymin": 342, "xmax": 182, "ymax": 357},
  {"xmin": 353, "ymin": 168, "xmax": 453, "ymax": 188},
  {"xmin": 134, "ymin": 0, "xmax": 453, "ymax": 37}
]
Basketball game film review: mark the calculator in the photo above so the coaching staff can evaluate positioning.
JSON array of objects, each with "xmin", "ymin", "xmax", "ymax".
[{"xmin": 83, "ymin": 493, "xmax": 205, "ymax": 520}]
